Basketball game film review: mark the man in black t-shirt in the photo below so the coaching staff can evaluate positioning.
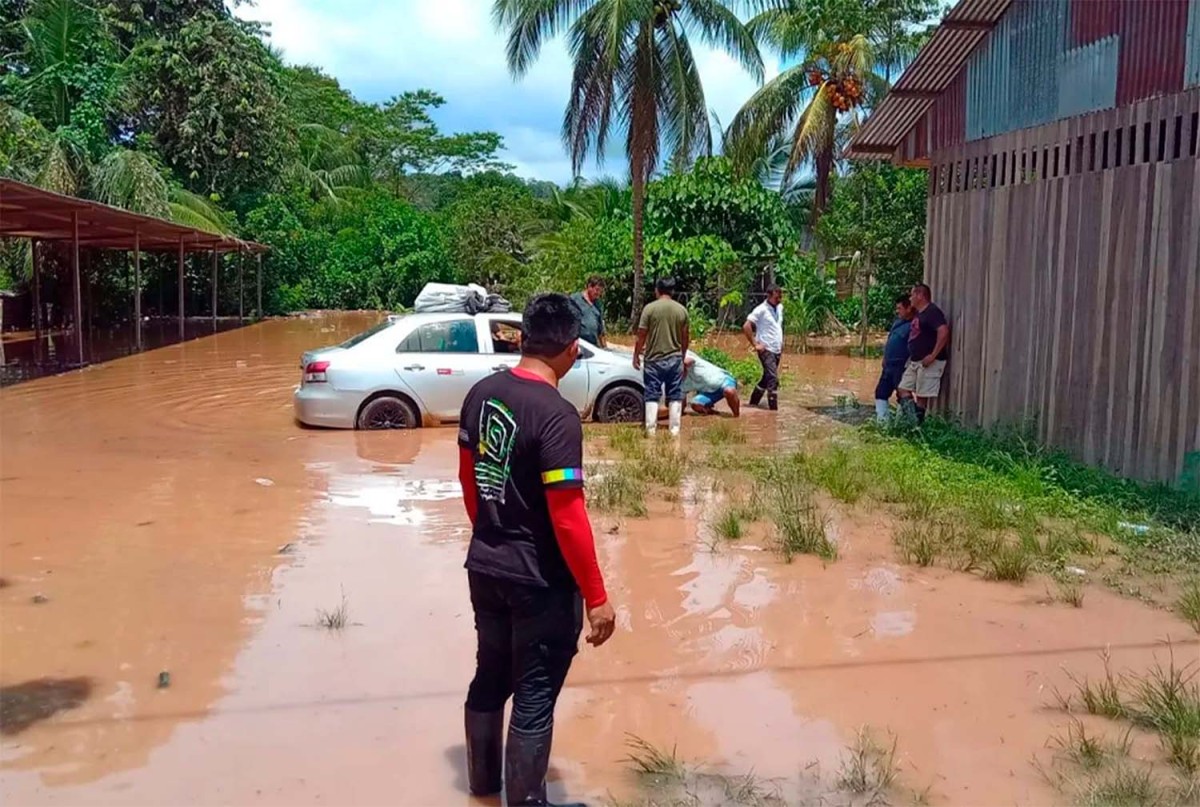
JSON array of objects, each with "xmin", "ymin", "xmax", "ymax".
[
  {"xmin": 458, "ymin": 294, "xmax": 616, "ymax": 807},
  {"xmin": 898, "ymin": 282, "xmax": 951, "ymax": 423}
]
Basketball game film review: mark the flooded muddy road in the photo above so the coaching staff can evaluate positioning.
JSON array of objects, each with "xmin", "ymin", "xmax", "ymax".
[{"xmin": 1, "ymin": 313, "xmax": 1194, "ymax": 805}]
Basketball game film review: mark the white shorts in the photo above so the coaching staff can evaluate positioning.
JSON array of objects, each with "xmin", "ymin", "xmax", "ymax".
[{"xmin": 899, "ymin": 359, "xmax": 946, "ymax": 399}]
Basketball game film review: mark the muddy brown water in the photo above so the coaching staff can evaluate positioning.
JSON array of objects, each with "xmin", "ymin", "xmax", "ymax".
[{"xmin": 1, "ymin": 312, "xmax": 1194, "ymax": 805}]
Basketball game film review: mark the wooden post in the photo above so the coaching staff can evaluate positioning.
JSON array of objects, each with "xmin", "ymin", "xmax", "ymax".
[
  {"xmin": 238, "ymin": 250, "xmax": 244, "ymax": 321},
  {"xmin": 256, "ymin": 253, "xmax": 263, "ymax": 319},
  {"xmin": 211, "ymin": 249, "xmax": 219, "ymax": 329},
  {"xmin": 72, "ymin": 212, "xmax": 83, "ymax": 365},
  {"xmin": 177, "ymin": 238, "xmax": 185, "ymax": 341},
  {"xmin": 31, "ymin": 239, "xmax": 42, "ymax": 341},
  {"xmin": 134, "ymin": 230, "xmax": 142, "ymax": 351}
]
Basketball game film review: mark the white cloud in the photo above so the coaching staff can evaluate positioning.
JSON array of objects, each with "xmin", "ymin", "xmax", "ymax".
[{"xmin": 239, "ymin": 0, "xmax": 776, "ymax": 183}]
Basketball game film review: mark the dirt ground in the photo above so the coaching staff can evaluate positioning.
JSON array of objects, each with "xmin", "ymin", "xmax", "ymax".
[{"xmin": 0, "ymin": 312, "xmax": 1195, "ymax": 805}]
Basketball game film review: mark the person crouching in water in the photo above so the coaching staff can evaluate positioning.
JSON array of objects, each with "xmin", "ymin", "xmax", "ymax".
[
  {"xmin": 458, "ymin": 293, "xmax": 617, "ymax": 806},
  {"xmin": 874, "ymin": 294, "xmax": 915, "ymax": 422},
  {"xmin": 683, "ymin": 351, "xmax": 741, "ymax": 417}
]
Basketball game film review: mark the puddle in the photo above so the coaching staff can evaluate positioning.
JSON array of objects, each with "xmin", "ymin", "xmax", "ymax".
[{"xmin": 1, "ymin": 313, "xmax": 1195, "ymax": 805}]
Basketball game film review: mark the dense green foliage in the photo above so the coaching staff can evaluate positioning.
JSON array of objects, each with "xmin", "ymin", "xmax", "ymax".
[{"xmin": 0, "ymin": 0, "xmax": 927, "ymax": 332}]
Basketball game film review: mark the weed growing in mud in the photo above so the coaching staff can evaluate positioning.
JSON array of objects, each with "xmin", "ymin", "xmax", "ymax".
[
  {"xmin": 315, "ymin": 590, "xmax": 349, "ymax": 631},
  {"xmin": 1050, "ymin": 720, "xmax": 1132, "ymax": 772},
  {"xmin": 1126, "ymin": 652, "xmax": 1200, "ymax": 775},
  {"xmin": 1054, "ymin": 574, "xmax": 1087, "ymax": 608},
  {"xmin": 1076, "ymin": 763, "xmax": 1162, "ymax": 807},
  {"xmin": 589, "ymin": 466, "xmax": 647, "ymax": 517},
  {"xmin": 700, "ymin": 420, "xmax": 747, "ymax": 446},
  {"xmin": 1065, "ymin": 654, "xmax": 1127, "ymax": 719},
  {"xmin": 712, "ymin": 506, "xmax": 746, "ymax": 542},
  {"xmin": 894, "ymin": 523, "xmax": 940, "ymax": 567},
  {"xmin": 774, "ymin": 498, "xmax": 835, "ymax": 562},
  {"xmin": 803, "ymin": 447, "xmax": 868, "ymax": 504},
  {"xmin": 609, "ymin": 426, "xmax": 643, "ymax": 458},
  {"xmin": 836, "ymin": 727, "xmax": 899, "ymax": 798},
  {"xmin": 1176, "ymin": 580, "xmax": 1200, "ymax": 633},
  {"xmin": 624, "ymin": 735, "xmax": 687, "ymax": 784},
  {"xmin": 984, "ymin": 541, "xmax": 1034, "ymax": 583}
]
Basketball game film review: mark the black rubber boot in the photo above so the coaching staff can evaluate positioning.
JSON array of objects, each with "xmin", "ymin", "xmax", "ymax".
[
  {"xmin": 465, "ymin": 707, "xmax": 504, "ymax": 796},
  {"xmin": 504, "ymin": 728, "xmax": 587, "ymax": 807},
  {"xmin": 767, "ymin": 392, "xmax": 778, "ymax": 411},
  {"xmin": 749, "ymin": 386, "xmax": 765, "ymax": 407}
]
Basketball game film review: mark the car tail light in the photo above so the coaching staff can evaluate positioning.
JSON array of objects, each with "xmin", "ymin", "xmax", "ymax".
[{"xmin": 304, "ymin": 361, "xmax": 330, "ymax": 383}]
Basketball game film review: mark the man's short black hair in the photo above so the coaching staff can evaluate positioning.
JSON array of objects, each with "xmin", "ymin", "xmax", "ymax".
[
  {"xmin": 895, "ymin": 293, "xmax": 912, "ymax": 306},
  {"xmin": 655, "ymin": 277, "xmax": 676, "ymax": 295},
  {"xmin": 586, "ymin": 275, "xmax": 605, "ymax": 288},
  {"xmin": 912, "ymin": 283, "xmax": 932, "ymax": 299},
  {"xmin": 521, "ymin": 293, "xmax": 580, "ymax": 358}
]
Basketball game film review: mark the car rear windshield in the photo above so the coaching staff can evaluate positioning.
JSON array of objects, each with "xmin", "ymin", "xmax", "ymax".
[{"xmin": 339, "ymin": 319, "xmax": 395, "ymax": 349}]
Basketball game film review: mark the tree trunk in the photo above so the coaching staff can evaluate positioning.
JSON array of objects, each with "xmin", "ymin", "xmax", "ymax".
[
  {"xmin": 812, "ymin": 146, "xmax": 834, "ymax": 225},
  {"xmin": 859, "ymin": 253, "xmax": 871, "ymax": 354},
  {"xmin": 630, "ymin": 156, "xmax": 646, "ymax": 326}
]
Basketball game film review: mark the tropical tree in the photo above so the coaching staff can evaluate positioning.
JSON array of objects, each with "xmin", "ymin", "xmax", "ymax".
[
  {"xmin": 727, "ymin": 0, "xmax": 935, "ymax": 223},
  {"xmin": 493, "ymin": 0, "xmax": 764, "ymax": 320}
]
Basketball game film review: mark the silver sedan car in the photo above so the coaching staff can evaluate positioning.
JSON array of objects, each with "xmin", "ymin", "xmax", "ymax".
[{"xmin": 293, "ymin": 312, "xmax": 645, "ymax": 429}]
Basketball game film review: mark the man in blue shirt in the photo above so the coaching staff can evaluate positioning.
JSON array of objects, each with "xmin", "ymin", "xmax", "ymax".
[{"xmin": 874, "ymin": 294, "xmax": 915, "ymax": 422}]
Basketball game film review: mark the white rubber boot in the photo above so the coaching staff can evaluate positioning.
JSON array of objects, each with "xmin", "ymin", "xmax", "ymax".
[
  {"xmin": 668, "ymin": 401, "xmax": 683, "ymax": 436},
  {"xmin": 644, "ymin": 402, "xmax": 658, "ymax": 436},
  {"xmin": 875, "ymin": 399, "xmax": 890, "ymax": 423}
]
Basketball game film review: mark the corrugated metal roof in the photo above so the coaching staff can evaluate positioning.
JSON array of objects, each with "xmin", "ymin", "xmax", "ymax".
[{"xmin": 847, "ymin": 0, "xmax": 1014, "ymax": 158}]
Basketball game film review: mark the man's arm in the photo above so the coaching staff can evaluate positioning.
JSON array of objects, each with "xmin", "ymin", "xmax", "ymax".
[
  {"xmin": 458, "ymin": 446, "xmax": 478, "ymax": 526},
  {"xmin": 597, "ymin": 307, "xmax": 607, "ymax": 348},
  {"xmin": 743, "ymin": 316, "xmax": 763, "ymax": 351},
  {"xmin": 633, "ymin": 328, "xmax": 647, "ymax": 370},
  {"xmin": 924, "ymin": 324, "xmax": 950, "ymax": 367},
  {"xmin": 679, "ymin": 316, "xmax": 690, "ymax": 361},
  {"xmin": 540, "ymin": 413, "xmax": 615, "ymax": 647}
]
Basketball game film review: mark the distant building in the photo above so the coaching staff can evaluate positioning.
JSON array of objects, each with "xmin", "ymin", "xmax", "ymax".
[{"xmin": 850, "ymin": 0, "xmax": 1200, "ymax": 485}]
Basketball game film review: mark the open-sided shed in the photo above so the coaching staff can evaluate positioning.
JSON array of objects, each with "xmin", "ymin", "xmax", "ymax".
[{"xmin": 0, "ymin": 178, "xmax": 268, "ymax": 366}]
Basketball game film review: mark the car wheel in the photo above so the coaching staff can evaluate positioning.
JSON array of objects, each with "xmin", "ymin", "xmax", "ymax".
[
  {"xmin": 595, "ymin": 385, "xmax": 643, "ymax": 423},
  {"xmin": 357, "ymin": 395, "xmax": 419, "ymax": 430}
]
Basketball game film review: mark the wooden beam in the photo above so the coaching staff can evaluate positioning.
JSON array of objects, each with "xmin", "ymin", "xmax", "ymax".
[
  {"xmin": 257, "ymin": 253, "xmax": 263, "ymax": 320},
  {"xmin": 177, "ymin": 237, "xmax": 185, "ymax": 341},
  {"xmin": 211, "ymin": 249, "xmax": 219, "ymax": 329},
  {"xmin": 72, "ymin": 211, "xmax": 83, "ymax": 365},
  {"xmin": 134, "ymin": 229, "xmax": 142, "ymax": 351},
  {"xmin": 32, "ymin": 239, "xmax": 42, "ymax": 341},
  {"xmin": 238, "ymin": 250, "xmax": 244, "ymax": 321}
]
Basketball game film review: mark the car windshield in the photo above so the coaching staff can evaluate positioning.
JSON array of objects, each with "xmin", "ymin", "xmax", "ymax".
[{"xmin": 338, "ymin": 319, "xmax": 395, "ymax": 349}]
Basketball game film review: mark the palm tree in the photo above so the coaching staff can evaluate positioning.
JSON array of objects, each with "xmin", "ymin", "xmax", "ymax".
[
  {"xmin": 493, "ymin": 0, "xmax": 763, "ymax": 321},
  {"xmin": 726, "ymin": 18, "xmax": 873, "ymax": 223}
]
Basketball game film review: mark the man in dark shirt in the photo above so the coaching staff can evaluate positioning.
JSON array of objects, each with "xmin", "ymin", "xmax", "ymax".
[
  {"xmin": 458, "ymin": 293, "xmax": 616, "ymax": 807},
  {"xmin": 569, "ymin": 276, "xmax": 607, "ymax": 347},
  {"xmin": 874, "ymin": 294, "xmax": 915, "ymax": 422},
  {"xmin": 898, "ymin": 283, "xmax": 951, "ymax": 424}
]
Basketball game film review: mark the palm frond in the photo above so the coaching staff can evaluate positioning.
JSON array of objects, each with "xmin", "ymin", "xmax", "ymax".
[
  {"xmin": 167, "ymin": 188, "xmax": 231, "ymax": 235},
  {"xmin": 90, "ymin": 149, "xmax": 170, "ymax": 218},
  {"xmin": 681, "ymin": 0, "xmax": 764, "ymax": 81},
  {"xmin": 724, "ymin": 65, "xmax": 812, "ymax": 177},
  {"xmin": 494, "ymin": 0, "xmax": 595, "ymax": 77},
  {"xmin": 782, "ymin": 80, "xmax": 835, "ymax": 189},
  {"xmin": 656, "ymin": 21, "xmax": 710, "ymax": 170},
  {"xmin": 36, "ymin": 130, "xmax": 85, "ymax": 195}
]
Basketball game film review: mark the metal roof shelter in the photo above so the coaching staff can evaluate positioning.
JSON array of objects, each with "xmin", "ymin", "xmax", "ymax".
[
  {"xmin": 846, "ymin": 0, "xmax": 1014, "ymax": 159},
  {"xmin": 0, "ymin": 178, "xmax": 268, "ymax": 365}
]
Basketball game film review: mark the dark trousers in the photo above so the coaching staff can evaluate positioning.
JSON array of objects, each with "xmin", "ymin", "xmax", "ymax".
[
  {"xmin": 465, "ymin": 571, "xmax": 582, "ymax": 737},
  {"xmin": 750, "ymin": 350, "xmax": 781, "ymax": 408},
  {"xmin": 874, "ymin": 361, "xmax": 906, "ymax": 401}
]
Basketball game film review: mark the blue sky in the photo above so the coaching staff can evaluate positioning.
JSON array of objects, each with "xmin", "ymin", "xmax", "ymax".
[{"xmin": 237, "ymin": 0, "xmax": 780, "ymax": 184}]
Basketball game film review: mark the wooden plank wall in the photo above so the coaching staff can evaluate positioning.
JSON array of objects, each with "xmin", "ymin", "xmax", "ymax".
[{"xmin": 925, "ymin": 87, "xmax": 1200, "ymax": 483}]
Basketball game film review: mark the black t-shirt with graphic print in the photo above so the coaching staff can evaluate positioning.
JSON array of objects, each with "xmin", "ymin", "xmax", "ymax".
[
  {"xmin": 458, "ymin": 369, "xmax": 585, "ymax": 590},
  {"xmin": 907, "ymin": 303, "xmax": 950, "ymax": 362}
]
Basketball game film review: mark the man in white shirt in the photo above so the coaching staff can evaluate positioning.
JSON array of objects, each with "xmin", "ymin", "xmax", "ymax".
[{"xmin": 743, "ymin": 285, "xmax": 785, "ymax": 411}]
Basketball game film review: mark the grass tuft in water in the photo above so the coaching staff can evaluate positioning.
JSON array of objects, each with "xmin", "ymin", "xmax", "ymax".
[
  {"xmin": 624, "ymin": 735, "xmax": 687, "ymax": 784},
  {"xmin": 700, "ymin": 420, "xmax": 747, "ymax": 446},
  {"xmin": 1126, "ymin": 650, "xmax": 1200, "ymax": 775},
  {"xmin": 894, "ymin": 523, "xmax": 940, "ymax": 567},
  {"xmin": 1050, "ymin": 720, "xmax": 1132, "ymax": 772},
  {"xmin": 712, "ymin": 506, "xmax": 745, "ymax": 542},
  {"xmin": 1054, "ymin": 574, "xmax": 1087, "ymax": 608},
  {"xmin": 1176, "ymin": 580, "xmax": 1200, "ymax": 634},
  {"xmin": 588, "ymin": 465, "xmax": 647, "ymax": 517},
  {"xmin": 1066, "ymin": 653, "xmax": 1127, "ymax": 719},
  {"xmin": 1076, "ymin": 762, "xmax": 1162, "ymax": 807},
  {"xmin": 803, "ymin": 446, "xmax": 868, "ymax": 504},
  {"xmin": 315, "ymin": 589, "xmax": 349, "ymax": 631},
  {"xmin": 985, "ymin": 541, "xmax": 1034, "ymax": 583},
  {"xmin": 836, "ymin": 726, "xmax": 899, "ymax": 798}
]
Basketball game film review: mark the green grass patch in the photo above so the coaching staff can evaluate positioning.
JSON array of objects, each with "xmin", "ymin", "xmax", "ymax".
[
  {"xmin": 1177, "ymin": 580, "xmax": 1200, "ymax": 633},
  {"xmin": 836, "ymin": 727, "xmax": 899, "ymax": 798},
  {"xmin": 588, "ymin": 463, "xmax": 647, "ymax": 517},
  {"xmin": 711, "ymin": 505, "xmax": 746, "ymax": 542},
  {"xmin": 802, "ymin": 446, "xmax": 869, "ymax": 504},
  {"xmin": 699, "ymin": 420, "xmax": 747, "ymax": 446}
]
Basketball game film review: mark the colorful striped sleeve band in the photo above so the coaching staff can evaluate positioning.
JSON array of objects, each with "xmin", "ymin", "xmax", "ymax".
[{"xmin": 541, "ymin": 468, "xmax": 584, "ymax": 485}]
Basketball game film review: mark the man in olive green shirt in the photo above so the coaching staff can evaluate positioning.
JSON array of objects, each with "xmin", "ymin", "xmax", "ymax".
[{"xmin": 633, "ymin": 277, "xmax": 690, "ymax": 437}]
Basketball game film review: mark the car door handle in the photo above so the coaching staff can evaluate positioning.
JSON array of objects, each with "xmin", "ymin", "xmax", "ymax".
[{"xmin": 403, "ymin": 364, "xmax": 425, "ymax": 371}]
